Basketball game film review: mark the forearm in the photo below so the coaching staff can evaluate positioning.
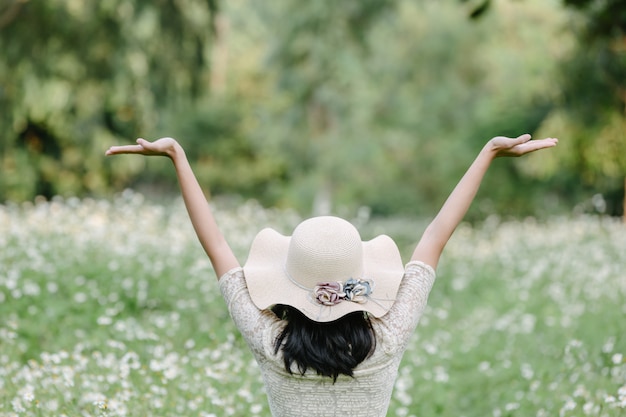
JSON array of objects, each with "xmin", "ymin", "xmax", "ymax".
[
  {"xmin": 412, "ymin": 144, "xmax": 497, "ymax": 266},
  {"xmin": 429, "ymin": 145, "xmax": 497, "ymax": 241},
  {"xmin": 411, "ymin": 134, "xmax": 558, "ymax": 268},
  {"xmin": 168, "ymin": 144, "xmax": 239, "ymax": 278}
]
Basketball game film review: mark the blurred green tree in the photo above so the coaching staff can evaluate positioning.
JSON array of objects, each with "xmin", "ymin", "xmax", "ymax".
[
  {"xmin": 0, "ymin": 0, "xmax": 223, "ymax": 199},
  {"xmin": 252, "ymin": 0, "xmax": 568, "ymax": 217},
  {"xmin": 247, "ymin": 0, "xmax": 398, "ymax": 214},
  {"xmin": 0, "ymin": 0, "xmax": 598, "ymax": 220},
  {"xmin": 453, "ymin": 0, "xmax": 625, "ymax": 217},
  {"xmin": 530, "ymin": 0, "xmax": 626, "ymax": 216}
]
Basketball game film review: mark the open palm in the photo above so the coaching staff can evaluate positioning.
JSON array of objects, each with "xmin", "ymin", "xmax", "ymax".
[
  {"xmin": 491, "ymin": 134, "xmax": 558, "ymax": 157},
  {"xmin": 105, "ymin": 138, "xmax": 178, "ymax": 157}
]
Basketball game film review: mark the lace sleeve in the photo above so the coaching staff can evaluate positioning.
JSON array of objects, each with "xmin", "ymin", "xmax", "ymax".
[
  {"xmin": 378, "ymin": 261, "xmax": 436, "ymax": 352},
  {"xmin": 218, "ymin": 267, "xmax": 279, "ymax": 358}
]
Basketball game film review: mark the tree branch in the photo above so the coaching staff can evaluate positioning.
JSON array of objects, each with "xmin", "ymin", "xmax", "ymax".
[{"xmin": 0, "ymin": 0, "xmax": 28, "ymax": 29}]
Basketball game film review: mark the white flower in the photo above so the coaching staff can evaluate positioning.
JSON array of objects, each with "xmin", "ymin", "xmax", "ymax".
[
  {"xmin": 582, "ymin": 402, "xmax": 596, "ymax": 415},
  {"xmin": 11, "ymin": 398, "xmax": 25, "ymax": 413},
  {"xmin": 559, "ymin": 398, "xmax": 576, "ymax": 417},
  {"xmin": 504, "ymin": 402, "xmax": 519, "ymax": 411}
]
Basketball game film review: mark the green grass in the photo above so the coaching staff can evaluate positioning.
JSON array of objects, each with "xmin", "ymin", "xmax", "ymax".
[{"xmin": 1, "ymin": 192, "xmax": 625, "ymax": 416}]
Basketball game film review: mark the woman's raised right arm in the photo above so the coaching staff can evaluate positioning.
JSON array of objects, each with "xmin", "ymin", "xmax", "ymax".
[{"xmin": 106, "ymin": 138, "xmax": 240, "ymax": 278}]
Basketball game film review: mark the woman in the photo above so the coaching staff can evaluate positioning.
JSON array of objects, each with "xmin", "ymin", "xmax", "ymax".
[{"xmin": 106, "ymin": 134, "xmax": 558, "ymax": 416}]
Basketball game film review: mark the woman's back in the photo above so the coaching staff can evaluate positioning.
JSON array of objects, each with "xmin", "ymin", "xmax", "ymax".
[
  {"xmin": 261, "ymin": 359, "xmax": 402, "ymax": 417},
  {"xmin": 219, "ymin": 262, "xmax": 436, "ymax": 417}
]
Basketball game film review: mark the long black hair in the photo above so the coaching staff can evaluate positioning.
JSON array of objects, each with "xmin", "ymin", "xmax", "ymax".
[{"xmin": 272, "ymin": 305, "xmax": 376, "ymax": 382}]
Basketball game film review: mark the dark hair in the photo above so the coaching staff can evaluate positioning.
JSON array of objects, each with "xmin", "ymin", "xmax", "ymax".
[{"xmin": 272, "ymin": 305, "xmax": 376, "ymax": 382}]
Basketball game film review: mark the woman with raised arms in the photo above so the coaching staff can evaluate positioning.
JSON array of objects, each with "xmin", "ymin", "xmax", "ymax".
[{"xmin": 106, "ymin": 133, "xmax": 557, "ymax": 416}]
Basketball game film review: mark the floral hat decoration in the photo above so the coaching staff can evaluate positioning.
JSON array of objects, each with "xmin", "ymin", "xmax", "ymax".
[{"xmin": 243, "ymin": 216, "xmax": 405, "ymax": 322}]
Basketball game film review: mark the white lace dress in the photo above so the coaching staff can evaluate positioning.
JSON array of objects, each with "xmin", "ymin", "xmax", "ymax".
[{"xmin": 219, "ymin": 261, "xmax": 436, "ymax": 417}]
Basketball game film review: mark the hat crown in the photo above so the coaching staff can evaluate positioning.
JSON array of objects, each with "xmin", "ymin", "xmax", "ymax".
[{"xmin": 285, "ymin": 216, "xmax": 363, "ymax": 289}]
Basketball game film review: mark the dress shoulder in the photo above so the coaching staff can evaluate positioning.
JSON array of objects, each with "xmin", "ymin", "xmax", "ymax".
[
  {"xmin": 375, "ymin": 260, "xmax": 436, "ymax": 353},
  {"xmin": 218, "ymin": 267, "xmax": 279, "ymax": 358}
]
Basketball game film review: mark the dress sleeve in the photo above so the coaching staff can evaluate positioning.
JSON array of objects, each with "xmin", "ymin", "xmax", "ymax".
[
  {"xmin": 218, "ymin": 267, "xmax": 279, "ymax": 358},
  {"xmin": 378, "ymin": 261, "xmax": 436, "ymax": 352}
]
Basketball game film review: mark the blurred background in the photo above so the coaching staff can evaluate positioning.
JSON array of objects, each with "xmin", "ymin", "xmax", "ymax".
[{"xmin": 0, "ymin": 0, "xmax": 624, "ymax": 220}]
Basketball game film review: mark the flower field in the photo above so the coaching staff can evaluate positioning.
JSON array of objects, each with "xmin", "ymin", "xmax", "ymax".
[{"xmin": 1, "ymin": 192, "xmax": 625, "ymax": 417}]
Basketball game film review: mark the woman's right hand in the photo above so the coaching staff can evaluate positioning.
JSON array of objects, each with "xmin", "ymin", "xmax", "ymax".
[
  {"xmin": 105, "ymin": 137, "xmax": 179, "ymax": 158},
  {"xmin": 487, "ymin": 134, "xmax": 558, "ymax": 158}
]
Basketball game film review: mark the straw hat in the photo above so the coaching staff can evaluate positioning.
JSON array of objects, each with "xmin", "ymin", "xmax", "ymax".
[{"xmin": 243, "ymin": 216, "xmax": 405, "ymax": 322}]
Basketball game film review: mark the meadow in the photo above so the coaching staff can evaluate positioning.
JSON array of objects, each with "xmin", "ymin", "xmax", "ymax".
[{"xmin": 1, "ymin": 192, "xmax": 625, "ymax": 417}]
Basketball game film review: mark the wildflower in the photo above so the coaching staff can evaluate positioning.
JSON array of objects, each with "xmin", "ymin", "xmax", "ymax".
[
  {"xmin": 520, "ymin": 363, "xmax": 534, "ymax": 380},
  {"xmin": 95, "ymin": 400, "xmax": 108, "ymax": 410},
  {"xmin": 11, "ymin": 398, "xmax": 25, "ymax": 413},
  {"xmin": 22, "ymin": 391, "xmax": 34, "ymax": 402},
  {"xmin": 559, "ymin": 398, "xmax": 576, "ymax": 417},
  {"xmin": 582, "ymin": 402, "xmax": 596, "ymax": 415},
  {"xmin": 504, "ymin": 403, "xmax": 520, "ymax": 411}
]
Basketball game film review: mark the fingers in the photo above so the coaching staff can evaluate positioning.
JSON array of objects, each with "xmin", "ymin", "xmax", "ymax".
[
  {"xmin": 530, "ymin": 137, "xmax": 558, "ymax": 149},
  {"xmin": 493, "ymin": 135, "xmax": 558, "ymax": 158},
  {"xmin": 105, "ymin": 138, "xmax": 150, "ymax": 156},
  {"xmin": 493, "ymin": 134, "xmax": 530, "ymax": 147},
  {"xmin": 514, "ymin": 135, "xmax": 558, "ymax": 148},
  {"xmin": 518, "ymin": 137, "xmax": 559, "ymax": 154},
  {"xmin": 542, "ymin": 138, "xmax": 558, "ymax": 147},
  {"xmin": 136, "ymin": 138, "xmax": 150, "ymax": 147},
  {"xmin": 105, "ymin": 145, "xmax": 138, "ymax": 155}
]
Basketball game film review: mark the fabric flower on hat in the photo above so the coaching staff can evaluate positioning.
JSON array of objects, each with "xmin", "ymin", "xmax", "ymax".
[
  {"xmin": 312, "ymin": 279, "xmax": 373, "ymax": 306},
  {"xmin": 343, "ymin": 278, "xmax": 373, "ymax": 303},
  {"xmin": 313, "ymin": 282, "xmax": 346, "ymax": 306}
]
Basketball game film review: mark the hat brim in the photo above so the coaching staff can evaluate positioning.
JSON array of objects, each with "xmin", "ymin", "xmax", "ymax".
[{"xmin": 243, "ymin": 227, "xmax": 405, "ymax": 322}]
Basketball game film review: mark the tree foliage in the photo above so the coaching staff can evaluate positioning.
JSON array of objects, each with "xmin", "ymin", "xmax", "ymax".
[
  {"xmin": 531, "ymin": 0, "xmax": 626, "ymax": 215},
  {"xmin": 0, "ymin": 0, "xmax": 220, "ymax": 199},
  {"xmin": 1, "ymin": 0, "xmax": 620, "ymax": 217},
  {"xmin": 449, "ymin": 0, "xmax": 625, "ymax": 216}
]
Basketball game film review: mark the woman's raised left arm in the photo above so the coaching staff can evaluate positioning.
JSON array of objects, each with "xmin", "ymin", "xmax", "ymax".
[{"xmin": 411, "ymin": 134, "xmax": 558, "ymax": 269}]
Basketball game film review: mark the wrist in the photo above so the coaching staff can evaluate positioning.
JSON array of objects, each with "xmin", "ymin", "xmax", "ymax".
[
  {"xmin": 480, "ymin": 141, "xmax": 499, "ymax": 160},
  {"xmin": 168, "ymin": 141, "xmax": 185, "ymax": 162}
]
